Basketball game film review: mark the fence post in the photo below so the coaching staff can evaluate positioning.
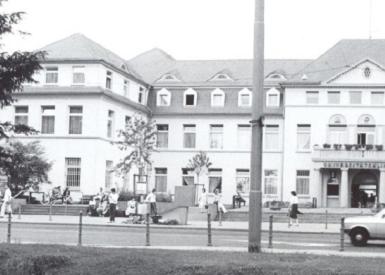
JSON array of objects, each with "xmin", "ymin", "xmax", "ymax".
[
  {"xmin": 65, "ymin": 202, "xmax": 68, "ymax": 216},
  {"xmin": 325, "ymin": 210, "xmax": 328, "ymax": 229},
  {"xmin": 49, "ymin": 203, "xmax": 52, "ymax": 221},
  {"xmin": 7, "ymin": 212, "xmax": 11, "ymax": 244},
  {"xmin": 18, "ymin": 206, "xmax": 21, "ymax": 220},
  {"xmin": 218, "ymin": 210, "xmax": 222, "ymax": 226},
  {"xmin": 207, "ymin": 212, "xmax": 213, "ymax": 246},
  {"xmin": 340, "ymin": 217, "xmax": 345, "ymax": 252},
  {"xmin": 145, "ymin": 213, "xmax": 150, "ymax": 246},
  {"xmin": 78, "ymin": 211, "xmax": 83, "ymax": 246},
  {"xmin": 268, "ymin": 215, "xmax": 273, "ymax": 248}
]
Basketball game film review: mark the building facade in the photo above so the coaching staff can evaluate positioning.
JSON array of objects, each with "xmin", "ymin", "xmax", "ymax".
[{"xmin": 1, "ymin": 35, "xmax": 385, "ymax": 207}]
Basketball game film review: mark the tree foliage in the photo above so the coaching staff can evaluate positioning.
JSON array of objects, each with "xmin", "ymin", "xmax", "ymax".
[
  {"xmin": 187, "ymin": 151, "xmax": 212, "ymax": 184},
  {"xmin": 0, "ymin": 0, "xmax": 44, "ymax": 138},
  {"xmin": 114, "ymin": 114, "xmax": 157, "ymax": 176},
  {"xmin": 0, "ymin": 141, "xmax": 52, "ymax": 194}
]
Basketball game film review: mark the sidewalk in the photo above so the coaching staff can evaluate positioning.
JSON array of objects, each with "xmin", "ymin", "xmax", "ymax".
[{"xmin": 0, "ymin": 214, "xmax": 340, "ymax": 234}]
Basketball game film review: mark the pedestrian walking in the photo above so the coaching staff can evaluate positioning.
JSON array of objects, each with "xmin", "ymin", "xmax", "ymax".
[
  {"xmin": 145, "ymin": 188, "xmax": 157, "ymax": 216},
  {"xmin": 213, "ymin": 189, "xmax": 227, "ymax": 214},
  {"xmin": 0, "ymin": 185, "xmax": 12, "ymax": 218},
  {"xmin": 198, "ymin": 188, "xmax": 208, "ymax": 213},
  {"xmin": 288, "ymin": 191, "xmax": 302, "ymax": 227},
  {"xmin": 108, "ymin": 188, "xmax": 118, "ymax": 223}
]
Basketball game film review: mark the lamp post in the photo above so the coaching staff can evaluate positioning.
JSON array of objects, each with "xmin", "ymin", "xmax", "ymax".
[{"xmin": 248, "ymin": 0, "xmax": 264, "ymax": 253}]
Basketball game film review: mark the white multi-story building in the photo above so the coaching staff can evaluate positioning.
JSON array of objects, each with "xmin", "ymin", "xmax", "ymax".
[{"xmin": 2, "ymin": 34, "xmax": 385, "ymax": 207}]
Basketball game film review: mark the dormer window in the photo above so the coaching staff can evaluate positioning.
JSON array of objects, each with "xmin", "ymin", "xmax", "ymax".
[
  {"xmin": 158, "ymin": 73, "xmax": 179, "ymax": 82},
  {"xmin": 211, "ymin": 88, "xmax": 225, "ymax": 107},
  {"xmin": 266, "ymin": 88, "xmax": 280, "ymax": 107},
  {"xmin": 106, "ymin": 71, "xmax": 112, "ymax": 89},
  {"xmin": 210, "ymin": 73, "xmax": 232, "ymax": 81},
  {"xmin": 157, "ymin": 88, "xmax": 171, "ymax": 106},
  {"xmin": 184, "ymin": 88, "xmax": 197, "ymax": 107},
  {"xmin": 45, "ymin": 67, "xmax": 58, "ymax": 84},
  {"xmin": 266, "ymin": 73, "xmax": 286, "ymax": 81},
  {"xmin": 238, "ymin": 88, "xmax": 252, "ymax": 107}
]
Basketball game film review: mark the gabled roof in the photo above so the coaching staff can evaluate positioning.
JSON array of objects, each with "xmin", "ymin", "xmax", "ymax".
[
  {"xmin": 39, "ymin": 33, "xmax": 143, "ymax": 81},
  {"xmin": 291, "ymin": 39, "xmax": 385, "ymax": 82},
  {"xmin": 128, "ymin": 48, "xmax": 312, "ymax": 86}
]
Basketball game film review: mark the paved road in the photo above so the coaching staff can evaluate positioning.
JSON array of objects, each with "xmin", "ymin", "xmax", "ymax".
[{"xmin": 1, "ymin": 223, "xmax": 385, "ymax": 253}]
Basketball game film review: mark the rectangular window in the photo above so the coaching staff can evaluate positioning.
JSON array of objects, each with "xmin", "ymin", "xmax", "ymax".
[
  {"xmin": 212, "ymin": 94, "xmax": 224, "ymax": 106},
  {"xmin": 264, "ymin": 170, "xmax": 278, "ymax": 194},
  {"xmin": 328, "ymin": 126, "xmax": 347, "ymax": 144},
  {"xmin": 106, "ymin": 71, "xmax": 112, "ymax": 89},
  {"xmin": 240, "ymin": 94, "xmax": 251, "ymax": 106},
  {"xmin": 183, "ymin": 124, "xmax": 196, "ymax": 148},
  {"xmin": 264, "ymin": 125, "xmax": 279, "ymax": 150},
  {"xmin": 155, "ymin": 168, "xmax": 167, "ymax": 193},
  {"xmin": 156, "ymin": 124, "xmax": 168, "ymax": 148},
  {"xmin": 125, "ymin": 116, "xmax": 131, "ymax": 128},
  {"xmin": 210, "ymin": 125, "xmax": 223, "ymax": 149},
  {"xmin": 208, "ymin": 169, "xmax": 222, "ymax": 193},
  {"xmin": 105, "ymin": 161, "xmax": 113, "ymax": 189},
  {"xmin": 138, "ymin": 87, "xmax": 145, "ymax": 104},
  {"xmin": 297, "ymin": 124, "xmax": 311, "ymax": 150},
  {"xmin": 69, "ymin": 106, "xmax": 83, "ymax": 134},
  {"xmin": 296, "ymin": 170, "xmax": 310, "ymax": 195},
  {"xmin": 41, "ymin": 106, "xmax": 55, "ymax": 134},
  {"xmin": 185, "ymin": 94, "xmax": 195, "ymax": 106},
  {"xmin": 237, "ymin": 124, "xmax": 251, "ymax": 150},
  {"xmin": 182, "ymin": 168, "xmax": 194, "ymax": 186},
  {"xmin": 306, "ymin": 91, "xmax": 319, "ymax": 104},
  {"xmin": 65, "ymin": 158, "xmax": 81, "ymax": 188},
  {"xmin": 236, "ymin": 169, "xmax": 250, "ymax": 193},
  {"xmin": 349, "ymin": 91, "xmax": 362, "ymax": 104},
  {"xmin": 327, "ymin": 177, "xmax": 339, "ymax": 196},
  {"xmin": 107, "ymin": 110, "xmax": 114, "ymax": 138},
  {"xmin": 72, "ymin": 66, "xmax": 85, "ymax": 84},
  {"xmin": 123, "ymin": 80, "xmax": 129, "ymax": 97},
  {"xmin": 371, "ymin": 92, "xmax": 384, "ymax": 105},
  {"xmin": 45, "ymin": 67, "xmax": 58, "ymax": 84},
  {"xmin": 267, "ymin": 93, "xmax": 279, "ymax": 107},
  {"xmin": 14, "ymin": 106, "xmax": 29, "ymax": 126},
  {"xmin": 327, "ymin": 91, "xmax": 340, "ymax": 104}
]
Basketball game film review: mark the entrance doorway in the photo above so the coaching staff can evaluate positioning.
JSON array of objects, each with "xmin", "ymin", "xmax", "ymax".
[{"xmin": 351, "ymin": 171, "xmax": 378, "ymax": 208}]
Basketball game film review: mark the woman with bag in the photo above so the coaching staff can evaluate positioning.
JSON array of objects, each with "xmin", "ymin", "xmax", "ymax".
[{"xmin": 289, "ymin": 191, "xmax": 302, "ymax": 227}]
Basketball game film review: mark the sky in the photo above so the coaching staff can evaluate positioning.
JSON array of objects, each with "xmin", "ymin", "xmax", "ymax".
[{"xmin": 1, "ymin": 0, "xmax": 384, "ymax": 60}]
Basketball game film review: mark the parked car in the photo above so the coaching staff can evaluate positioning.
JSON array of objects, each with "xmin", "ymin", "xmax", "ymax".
[{"xmin": 344, "ymin": 209, "xmax": 385, "ymax": 246}]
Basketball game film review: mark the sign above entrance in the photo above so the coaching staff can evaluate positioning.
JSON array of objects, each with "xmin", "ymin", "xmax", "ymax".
[{"xmin": 323, "ymin": 161, "xmax": 385, "ymax": 169}]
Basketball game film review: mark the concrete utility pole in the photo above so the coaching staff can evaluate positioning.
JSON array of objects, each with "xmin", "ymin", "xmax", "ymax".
[{"xmin": 248, "ymin": 0, "xmax": 264, "ymax": 253}]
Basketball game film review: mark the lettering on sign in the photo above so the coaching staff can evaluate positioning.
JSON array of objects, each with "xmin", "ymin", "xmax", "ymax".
[{"xmin": 322, "ymin": 162, "xmax": 385, "ymax": 169}]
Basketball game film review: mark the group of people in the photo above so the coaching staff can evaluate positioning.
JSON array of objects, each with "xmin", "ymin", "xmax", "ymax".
[
  {"xmin": 49, "ymin": 186, "xmax": 71, "ymax": 204},
  {"xmin": 198, "ymin": 188, "xmax": 227, "ymax": 215}
]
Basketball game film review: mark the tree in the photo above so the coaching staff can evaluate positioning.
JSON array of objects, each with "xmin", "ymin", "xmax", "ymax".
[
  {"xmin": 0, "ymin": 141, "xmax": 52, "ymax": 194},
  {"xmin": 114, "ymin": 114, "xmax": 157, "ymax": 178},
  {"xmin": 187, "ymin": 151, "xmax": 212, "ymax": 185},
  {"xmin": 0, "ymin": 0, "xmax": 44, "ymax": 139}
]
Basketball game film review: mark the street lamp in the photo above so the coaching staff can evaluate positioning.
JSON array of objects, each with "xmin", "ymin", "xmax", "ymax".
[{"xmin": 248, "ymin": 0, "xmax": 264, "ymax": 253}]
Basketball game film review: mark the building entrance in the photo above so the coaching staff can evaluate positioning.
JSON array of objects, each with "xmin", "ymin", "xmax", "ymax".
[{"xmin": 351, "ymin": 171, "xmax": 378, "ymax": 208}]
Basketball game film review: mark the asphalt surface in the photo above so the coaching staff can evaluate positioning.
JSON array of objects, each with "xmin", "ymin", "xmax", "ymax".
[{"xmin": 0, "ymin": 222, "xmax": 385, "ymax": 253}]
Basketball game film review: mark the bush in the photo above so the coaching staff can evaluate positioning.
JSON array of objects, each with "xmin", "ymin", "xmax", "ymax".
[
  {"xmin": 118, "ymin": 191, "xmax": 140, "ymax": 201},
  {"xmin": 156, "ymin": 193, "xmax": 173, "ymax": 202},
  {"xmin": 322, "ymin": 143, "xmax": 331, "ymax": 149},
  {"xmin": 366, "ymin": 144, "xmax": 374, "ymax": 150},
  {"xmin": 376, "ymin": 145, "xmax": 384, "ymax": 151},
  {"xmin": 344, "ymin": 144, "xmax": 353, "ymax": 150}
]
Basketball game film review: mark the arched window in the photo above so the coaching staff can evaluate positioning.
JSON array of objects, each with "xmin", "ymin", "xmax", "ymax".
[
  {"xmin": 157, "ymin": 73, "xmax": 180, "ymax": 82},
  {"xmin": 266, "ymin": 88, "xmax": 280, "ymax": 107},
  {"xmin": 211, "ymin": 88, "xmax": 225, "ymax": 107},
  {"xmin": 357, "ymin": 114, "xmax": 376, "ymax": 146},
  {"xmin": 328, "ymin": 114, "xmax": 347, "ymax": 144},
  {"xmin": 266, "ymin": 73, "xmax": 286, "ymax": 81},
  {"xmin": 210, "ymin": 73, "xmax": 233, "ymax": 81},
  {"xmin": 156, "ymin": 88, "xmax": 171, "ymax": 106},
  {"xmin": 238, "ymin": 88, "xmax": 252, "ymax": 107},
  {"xmin": 183, "ymin": 88, "xmax": 197, "ymax": 107}
]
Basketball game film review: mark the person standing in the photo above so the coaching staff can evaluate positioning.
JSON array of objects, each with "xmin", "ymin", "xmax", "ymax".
[
  {"xmin": 0, "ymin": 185, "xmax": 12, "ymax": 218},
  {"xmin": 289, "ymin": 191, "xmax": 301, "ymax": 227},
  {"xmin": 198, "ymin": 188, "xmax": 208, "ymax": 213},
  {"xmin": 108, "ymin": 188, "xmax": 118, "ymax": 223},
  {"xmin": 145, "ymin": 188, "xmax": 157, "ymax": 216},
  {"xmin": 213, "ymin": 189, "xmax": 227, "ymax": 214}
]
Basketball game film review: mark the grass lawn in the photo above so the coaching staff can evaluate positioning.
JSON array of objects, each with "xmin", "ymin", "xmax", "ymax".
[{"xmin": 0, "ymin": 244, "xmax": 383, "ymax": 275}]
